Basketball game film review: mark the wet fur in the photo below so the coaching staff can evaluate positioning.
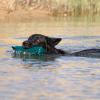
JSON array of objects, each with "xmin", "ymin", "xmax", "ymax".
[
  {"xmin": 22, "ymin": 34, "xmax": 100, "ymax": 57},
  {"xmin": 22, "ymin": 34, "xmax": 65, "ymax": 54}
]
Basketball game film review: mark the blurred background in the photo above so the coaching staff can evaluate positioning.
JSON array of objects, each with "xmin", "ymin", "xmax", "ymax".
[{"xmin": 0, "ymin": 0, "xmax": 100, "ymax": 22}]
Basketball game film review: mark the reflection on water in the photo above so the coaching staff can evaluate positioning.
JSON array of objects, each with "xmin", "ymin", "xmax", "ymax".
[{"xmin": 0, "ymin": 18, "xmax": 100, "ymax": 100}]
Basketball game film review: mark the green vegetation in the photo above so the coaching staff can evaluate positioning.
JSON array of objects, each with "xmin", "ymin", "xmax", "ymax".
[{"xmin": 0, "ymin": 0, "xmax": 100, "ymax": 16}]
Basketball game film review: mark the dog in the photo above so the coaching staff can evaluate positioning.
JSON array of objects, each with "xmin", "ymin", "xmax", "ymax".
[
  {"xmin": 22, "ymin": 34, "xmax": 66, "ymax": 54},
  {"xmin": 22, "ymin": 34, "xmax": 100, "ymax": 57}
]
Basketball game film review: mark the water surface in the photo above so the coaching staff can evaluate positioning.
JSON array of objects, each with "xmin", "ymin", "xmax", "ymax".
[{"xmin": 0, "ymin": 18, "xmax": 100, "ymax": 100}]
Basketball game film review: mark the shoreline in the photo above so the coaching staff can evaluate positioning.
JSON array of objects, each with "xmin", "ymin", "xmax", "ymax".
[
  {"xmin": 0, "ymin": 9, "xmax": 52, "ymax": 23},
  {"xmin": 0, "ymin": 9, "xmax": 100, "ymax": 23}
]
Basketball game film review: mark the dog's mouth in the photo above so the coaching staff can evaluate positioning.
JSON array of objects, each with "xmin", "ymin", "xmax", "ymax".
[{"xmin": 22, "ymin": 39, "xmax": 45, "ymax": 48}]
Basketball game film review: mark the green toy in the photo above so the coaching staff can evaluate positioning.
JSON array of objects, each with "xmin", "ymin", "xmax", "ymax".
[{"xmin": 12, "ymin": 45, "xmax": 46, "ymax": 55}]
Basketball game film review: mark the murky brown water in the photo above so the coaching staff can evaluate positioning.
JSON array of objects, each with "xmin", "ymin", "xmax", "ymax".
[{"xmin": 0, "ymin": 18, "xmax": 100, "ymax": 100}]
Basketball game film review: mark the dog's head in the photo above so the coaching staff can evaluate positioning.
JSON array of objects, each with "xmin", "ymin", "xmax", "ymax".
[{"xmin": 22, "ymin": 34, "xmax": 62, "ymax": 48}]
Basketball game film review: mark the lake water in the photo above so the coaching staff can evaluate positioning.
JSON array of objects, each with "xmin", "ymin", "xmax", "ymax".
[{"xmin": 0, "ymin": 17, "xmax": 100, "ymax": 100}]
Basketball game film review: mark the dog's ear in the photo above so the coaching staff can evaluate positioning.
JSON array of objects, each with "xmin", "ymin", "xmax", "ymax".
[{"xmin": 46, "ymin": 37, "xmax": 62, "ymax": 47}]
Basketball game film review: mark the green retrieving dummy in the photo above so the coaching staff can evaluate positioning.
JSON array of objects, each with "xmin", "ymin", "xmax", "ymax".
[{"xmin": 12, "ymin": 45, "xmax": 46, "ymax": 55}]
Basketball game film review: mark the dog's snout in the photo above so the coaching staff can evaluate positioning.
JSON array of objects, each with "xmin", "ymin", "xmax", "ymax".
[{"xmin": 22, "ymin": 41, "xmax": 33, "ymax": 48}]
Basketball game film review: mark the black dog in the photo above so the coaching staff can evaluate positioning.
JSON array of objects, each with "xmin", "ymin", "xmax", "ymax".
[
  {"xmin": 22, "ymin": 34, "xmax": 66, "ymax": 54},
  {"xmin": 22, "ymin": 34, "xmax": 100, "ymax": 57}
]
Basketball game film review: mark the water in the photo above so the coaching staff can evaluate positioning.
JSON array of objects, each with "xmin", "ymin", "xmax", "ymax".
[{"xmin": 0, "ymin": 18, "xmax": 100, "ymax": 100}]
